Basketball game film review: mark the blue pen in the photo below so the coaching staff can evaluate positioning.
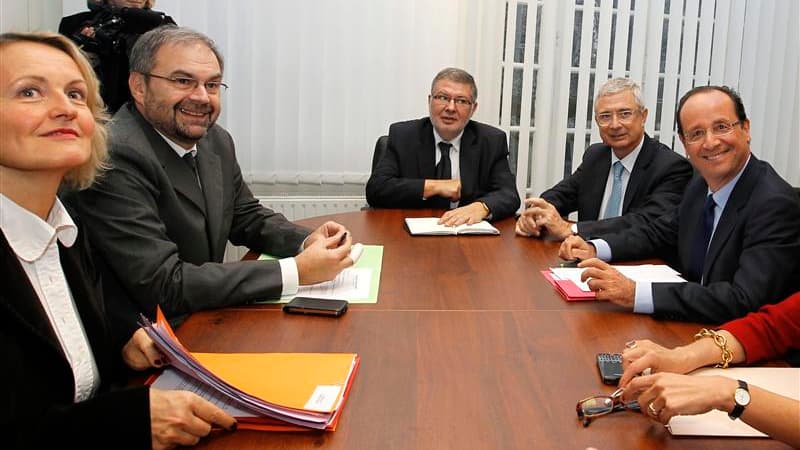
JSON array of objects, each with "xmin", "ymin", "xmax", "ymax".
[{"xmin": 559, "ymin": 259, "xmax": 580, "ymax": 268}]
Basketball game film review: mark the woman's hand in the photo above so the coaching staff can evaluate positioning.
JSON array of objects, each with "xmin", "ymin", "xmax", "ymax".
[
  {"xmin": 149, "ymin": 389, "xmax": 237, "ymax": 449},
  {"xmin": 122, "ymin": 328, "xmax": 166, "ymax": 370}
]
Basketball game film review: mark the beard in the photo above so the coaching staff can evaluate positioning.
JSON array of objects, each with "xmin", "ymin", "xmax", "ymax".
[{"xmin": 144, "ymin": 96, "xmax": 217, "ymax": 146}]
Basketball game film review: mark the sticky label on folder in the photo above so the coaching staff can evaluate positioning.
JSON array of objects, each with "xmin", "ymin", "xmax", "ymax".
[{"xmin": 305, "ymin": 385, "xmax": 342, "ymax": 412}]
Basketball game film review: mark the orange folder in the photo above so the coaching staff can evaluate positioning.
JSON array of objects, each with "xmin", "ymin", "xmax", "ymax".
[{"xmin": 144, "ymin": 308, "xmax": 359, "ymax": 431}]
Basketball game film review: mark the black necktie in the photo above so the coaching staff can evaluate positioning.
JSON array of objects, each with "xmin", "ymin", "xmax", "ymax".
[
  {"xmin": 435, "ymin": 142, "xmax": 452, "ymax": 180},
  {"xmin": 688, "ymin": 194, "xmax": 716, "ymax": 283},
  {"xmin": 183, "ymin": 153, "xmax": 202, "ymax": 190}
]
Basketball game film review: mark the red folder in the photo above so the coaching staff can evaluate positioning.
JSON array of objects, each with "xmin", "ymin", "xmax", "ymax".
[{"xmin": 541, "ymin": 270, "xmax": 596, "ymax": 301}]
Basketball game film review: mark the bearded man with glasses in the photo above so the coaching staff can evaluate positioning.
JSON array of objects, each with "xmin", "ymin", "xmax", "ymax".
[
  {"xmin": 516, "ymin": 77, "xmax": 693, "ymax": 241},
  {"xmin": 70, "ymin": 26, "xmax": 356, "ymax": 326},
  {"xmin": 560, "ymin": 85, "xmax": 800, "ymax": 324},
  {"xmin": 366, "ymin": 67, "xmax": 520, "ymax": 225}
]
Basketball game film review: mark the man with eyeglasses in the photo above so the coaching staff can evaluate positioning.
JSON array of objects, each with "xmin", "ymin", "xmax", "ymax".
[
  {"xmin": 366, "ymin": 67, "xmax": 519, "ymax": 225},
  {"xmin": 516, "ymin": 78, "xmax": 693, "ymax": 240},
  {"xmin": 560, "ymin": 85, "xmax": 800, "ymax": 323},
  {"xmin": 70, "ymin": 26, "xmax": 355, "ymax": 325}
]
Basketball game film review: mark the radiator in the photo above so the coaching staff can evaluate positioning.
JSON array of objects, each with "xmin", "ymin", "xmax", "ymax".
[{"xmin": 258, "ymin": 196, "xmax": 368, "ymax": 221}]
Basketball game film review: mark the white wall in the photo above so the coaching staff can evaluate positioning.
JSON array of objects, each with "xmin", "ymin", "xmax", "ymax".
[{"xmin": 0, "ymin": 0, "xmax": 61, "ymax": 32}]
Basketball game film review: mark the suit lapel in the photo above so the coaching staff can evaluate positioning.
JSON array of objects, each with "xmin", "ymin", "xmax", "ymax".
[
  {"xmin": 458, "ymin": 123, "xmax": 479, "ymax": 203},
  {"xmin": 702, "ymin": 157, "xmax": 759, "ymax": 278},
  {"xmin": 59, "ymin": 234, "xmax": 111, "ymax": 374},
  {"xmin": 584, "ymin": 148, "xmax": 612, "ymax": 220},
  {"xmin": 417, "ymin": 119, "xmax": 437, "ymax": 178},
  {"xmin": 0, "ymin": 233, "xmax": 66, "ymax": 361},
  {"xmin": 160, "ymin": 147, "xmax": 207, "ymax": 215},
  {"xmin": 128, "ymin": 106, "xmax": 207, "ymax": 215},
  {"xmin": 622, "ymin": 135, "xmax": 655, "ymax": 212},
  {"xmin": 196, "ymin": 145, "xmax": 223, "ymax": 260}
]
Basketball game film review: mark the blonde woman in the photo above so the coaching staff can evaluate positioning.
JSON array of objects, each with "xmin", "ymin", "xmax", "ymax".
[{"xmin": 0, "ymin": 32, "xmax": 233, "ymax": 449}]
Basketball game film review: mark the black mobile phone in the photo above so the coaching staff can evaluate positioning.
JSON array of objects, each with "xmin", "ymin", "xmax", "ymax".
[
  {"xmin": 596, "ymin": 353, "xmax": 623, "ymax": 385},
  {"xmin": 283, "ymin": 297, "xmax": 348, "ymax": 317}
]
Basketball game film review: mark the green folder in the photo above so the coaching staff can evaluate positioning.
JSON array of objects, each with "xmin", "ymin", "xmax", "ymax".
[{"xmin": 256, "ymin": 245, "xmax": 383, "ymax": 304}]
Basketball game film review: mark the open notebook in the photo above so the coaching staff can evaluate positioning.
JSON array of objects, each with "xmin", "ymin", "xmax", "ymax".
[{"xmin": 404, "ymin": 217, "xmax": 499, "ymax": 235}]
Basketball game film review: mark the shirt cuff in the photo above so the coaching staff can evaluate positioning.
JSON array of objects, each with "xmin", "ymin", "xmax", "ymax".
[
  {"xmin": 279, "ymin": 257, "xmax": 299, "ymax": 296},
  {"xmin": 589, "ymin": 239, "xmax": 613, "ymax": 261},
  {"xmin": 632, "ymin": 281, "xmax": 654, "ymax": 314}
]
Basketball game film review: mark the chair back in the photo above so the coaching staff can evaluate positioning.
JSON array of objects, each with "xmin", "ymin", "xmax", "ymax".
[{"xmin": 372, "ymin": 135, "xmax": 388, "ymax": 172}]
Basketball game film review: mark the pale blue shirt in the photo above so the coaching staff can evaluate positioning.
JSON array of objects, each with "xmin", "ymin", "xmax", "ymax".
[
  {"xmin": 156, "ymin": 131, "xmax": 300, "ymax": 295},
  {"xmin": 592, "ymin": 155, "xmax": 751, "ymax": 314}
]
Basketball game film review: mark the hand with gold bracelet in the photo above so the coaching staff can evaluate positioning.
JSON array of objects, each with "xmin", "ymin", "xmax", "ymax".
[{"xmin": 616, "ymin": 333, "xmax": 799, "ymax": 447}]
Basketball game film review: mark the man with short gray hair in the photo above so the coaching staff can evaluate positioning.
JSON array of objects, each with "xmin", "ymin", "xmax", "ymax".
[
  {"xmin": 516, "ymin": 77, "xmax": 692, "ymax": 240},
  {"xmin": 366, "ymin": 67, "xmax": 520, "ymax": 224}
]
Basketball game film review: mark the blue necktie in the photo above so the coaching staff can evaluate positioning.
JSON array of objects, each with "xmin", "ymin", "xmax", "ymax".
[
  {"xmin": 603, "ymin": 161, "xmax": 624, "ymax": 218},
  {"xmin": 688, "ymin": 194, "xmax": 716, "ymax": 283}
]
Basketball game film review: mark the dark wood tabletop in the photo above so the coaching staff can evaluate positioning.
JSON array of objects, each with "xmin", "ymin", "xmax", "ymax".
[{"xmin": 176, "ymin": 209, "xmax": 790, "ymax": 450}]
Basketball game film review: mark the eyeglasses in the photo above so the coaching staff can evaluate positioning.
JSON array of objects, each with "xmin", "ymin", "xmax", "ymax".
[
  {"xmin": 143, "ymin": 73, "xmax": 229, "ymax": 94},
  {"xmin": 682, "ymin": 120, "xmax": 742, "ymax": 145},
  {"xmin": 595, "ymin": 109, "xmax": 640, "ymax": 126},
  {"xmin": 576, "ymin": 387, "xmax": 640, "ymax": 427},
  {"xmin": 431, "ymin": 94, "xmax": 474, "ymax": 108}
]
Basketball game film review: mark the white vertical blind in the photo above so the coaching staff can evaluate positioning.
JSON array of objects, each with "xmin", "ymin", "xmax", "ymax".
[
  {"xmin": 611, "ymin": 0, "xmax": 630, "ymax": 78},
  {"xmin": 590, "ymin": 0, "xmax": 613, "ymax": 146},
  {"xmin": 5, "ymin": 0, "xmax": 794, "ymax": 195},
  {"xmin": 642, "ymin": 0, "xmax": 664, "ymax": 136},
  {"xmin": 0, "ymin": 0, "xmax": 60, "ymax": 32},
  {"xmin": 571, "ymin": 1, "xmax": 594, "ymax": 167}
]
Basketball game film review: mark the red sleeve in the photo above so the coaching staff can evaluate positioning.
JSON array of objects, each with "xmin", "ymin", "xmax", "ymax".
[{"xmin": 720, "ymin": 292, "xmax": 800, "ymax": 364}]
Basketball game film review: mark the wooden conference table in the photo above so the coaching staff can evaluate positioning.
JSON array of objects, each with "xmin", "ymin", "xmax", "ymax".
[{"xmin": 177, "ymin": 209, "xmax": 790, "ymax": 450}]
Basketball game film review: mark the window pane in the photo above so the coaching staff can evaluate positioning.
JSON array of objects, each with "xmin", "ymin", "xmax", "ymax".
[
  {"xmin": 567, "ymin": 72, "xmax": 578, "ymax": 128},
  {"xmin": 511, "ymin": 68, "xmax": 524, "ymax": 126},
  {"xmin": 527, "ymin": 131, "xmax": 535, "ymax": 186},
  {"xmin": 529, "ymin": 68, "xmax": 539, "ymax": 127},
  {"xmin": 591, "ymin": 11, "xmax": 600, "ymax": 69},
  {"xmin": 534, "ymin": 4, "xmax": 543, "ymax": 64},
  {"xmin": 572, "ymin": 10, "xmax": 583, "ymax": 67},
  {"xmin": 502, "ymin": 2, "xmax": 509, "ymax": 61},
  {"xmin": 509, "ymin": 130, "xmax": 520, "ymax": 176},
  {"xmin": 514, "ymin": 3, "xmax": 528, "ymax": 63},
  {"xmin": 586, "ymin": 72, "xmax": 596, "ymax": 129},
  {"xmin": 609, "ymin": 13, "xmax": 617, "ymax": 69},
  {"xmin": 655, "ymin": 76, "xmax": 665, "ymax": 131},
  {"xmin": 564, "ymin": 133, "xmax": 575, "ymax": 177},
  {"xmin": 499, "ymin": 66, "xmax": 505, "ymax": 124},
  {"xmin": 626, "ymin": 13, "xmax": 634, "ymax": 71}
]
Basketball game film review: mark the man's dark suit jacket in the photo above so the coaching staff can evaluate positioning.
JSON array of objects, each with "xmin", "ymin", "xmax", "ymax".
[
  {"xmin": 602, "ymin": 155, "xmax": 800, "ymax": 323},
  {"xmin": 541, "ymin": 134, "xmax": 693, "ymax": 238},
  {"xmin": 365, "ymin": 118, "xmax": 520, "ymax": 220},
  {"xmin": 73, "ymin": 103, "xmax": 310, "ymax": 320},
  {"xmin": 0, "ymin": 229, "xmax": 150, "ymax": 449}
]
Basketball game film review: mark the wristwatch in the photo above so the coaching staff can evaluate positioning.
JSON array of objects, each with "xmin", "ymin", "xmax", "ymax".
[{"xmin": 729, "ymin": 379, "xmax": 750, "ymax": 420}]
